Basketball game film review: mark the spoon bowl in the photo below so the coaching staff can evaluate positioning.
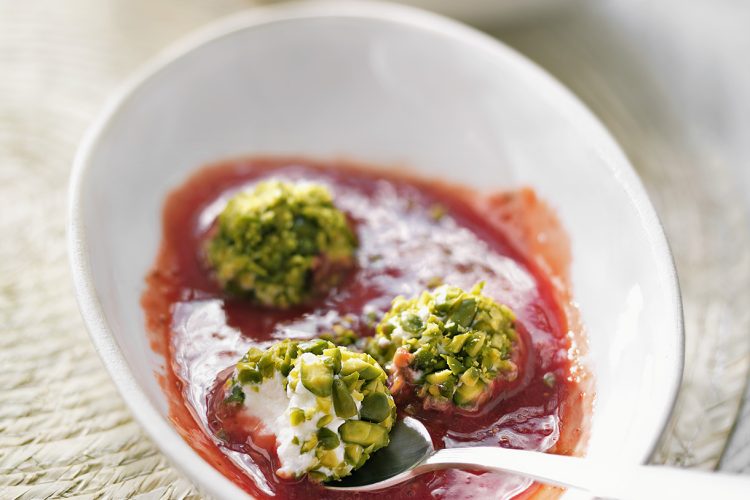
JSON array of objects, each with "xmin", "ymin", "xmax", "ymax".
[
  {"xmin": 330, "ymin": 417, "xmax": 434, "ymax": 489},
  {"xmin": 327, "ymin": 417, "xmax": 750, "ymax": 498}
]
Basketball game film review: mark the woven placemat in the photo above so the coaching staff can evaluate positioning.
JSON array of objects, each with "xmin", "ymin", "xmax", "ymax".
[
  {"xmin": 0, "ymin": 1, "xmax": 251, "ymax": 498},
  {"xmin": 2, "ymin": 1, "xmax": 749, "ymax": 499}
]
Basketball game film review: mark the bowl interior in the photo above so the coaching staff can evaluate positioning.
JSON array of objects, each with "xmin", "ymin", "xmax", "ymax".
[{"xmin": 71, "ymin": 3, "xmax": 682, "ymax": 498}]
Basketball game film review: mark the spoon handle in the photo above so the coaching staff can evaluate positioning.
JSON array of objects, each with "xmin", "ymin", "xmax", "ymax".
[{"xmin": 424, "ymin": 447, "xmax": 750, "ymax": 499}]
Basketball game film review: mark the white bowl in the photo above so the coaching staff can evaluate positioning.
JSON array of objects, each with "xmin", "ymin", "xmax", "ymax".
[{"xmin": 68, "ymin": 1, "xmax": 683, "ymax": 498}]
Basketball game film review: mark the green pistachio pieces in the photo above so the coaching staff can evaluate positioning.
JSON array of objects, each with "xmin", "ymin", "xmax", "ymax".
[
  {"xmin": 300, "ymin": 358, "xmax": 333, "ymax": 397},
  {"xmin": 299, "ymin": 338, "xmax": 329, "ymax": 355},
  {"xmin": 366, "ymin": 283, "xmax": 520, "ymax": 411},
  {"xmin": 290, "ymin": 408, "xmax": 305, "ymax": 426},
  {"xmin": 332, "ymin": 379, "xmax": 358, "ymax": 418},
  {"xmin": 205, "ymin": 180, "xmax": 357, "ymax": 307},
  {"xmin": 317, "ymin": 427, "xmax": 340, "ymax": 449},
  {"xmin": 236, "ymin": 362, "xmax": 262, "ymax": 384},
  {"xmin": 317, "ymin": 450, "xmax": 340, "ymax": 469},
  {"xmin": 224, "ymin": 384, "xmax": 245, "ymax": 405},
  {"xmin": 226, "ymin": 339, "xmax": 395, "ymax": 483},
  {"xmin": 300, "ymin": 436, "xmax": 318, "ymax": 453},
  {"xmin": 454, "ymin": 380, "xmax": 487, "ymax": 406},
  {"xmin": 359, "ymin": 392, "xmax": 391, "ymax": 423},
  {"xmin": 341, "ymin": 357, "xmax": 383, "ymax": 380},
  {"xmin": 451, "ymin": 298, "xmax": 477, "ymax": 327},
  {"xmin": 317, "ymin": 414, "xmax": 334, "ymax": 428},
  {"xmin": 308, "ymin": 471, "xmax": 327, "ymax": 482},
  {"xmin": 460, "ymin": 367, "xmax": 481, "ymax": 386},
  {"xmin": 344, "ymin": 444, "xmax": 364, "ymax": 466},
  {"xmin": 234, "ymin": 340, "xmax": 300, "ymax": 385},
  {"xmin": 323, "ymin": 347, "xmax": 342, "ymax": 374},
  {"xmin": 339, "ymin": 420, "xmax": 389, "ymax": 448},
  {"xmin": 339, "ymin": 371, "xmax": 360, "ymax": 390},
  {"xmin": 446, "ymin": 355, "xmax": 465, "ymax": 374},
  {"xmin": 425, "ymin": 369, "xmax": 453, "ymax": 385}
]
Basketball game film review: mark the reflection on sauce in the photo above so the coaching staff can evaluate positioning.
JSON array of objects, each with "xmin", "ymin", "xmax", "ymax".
[{"xmin": 142, "ymin": 158, "xmax": 592, "ymax": 499}]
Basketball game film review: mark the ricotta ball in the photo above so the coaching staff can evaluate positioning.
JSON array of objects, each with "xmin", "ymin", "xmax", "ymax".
[
  {"xmin": 224, "ymin": 339, "xmax": 396, "ymax": 482},
  {"xmin": 367, "ymin": 283, "xmax": 522, "ymax": 411},
  {"xmin": 206, "ymin": 181, "xmax": 356, "ymax": 307}
]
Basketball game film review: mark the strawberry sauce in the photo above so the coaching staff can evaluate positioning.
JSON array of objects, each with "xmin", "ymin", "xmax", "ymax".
[{"xmin": 142, "ymin": 158, "xmax": 591, "ymax": 499}]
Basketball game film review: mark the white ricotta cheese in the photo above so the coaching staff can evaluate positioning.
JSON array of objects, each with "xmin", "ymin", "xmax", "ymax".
[
  {"xmin": 242, "ymin": 352, "xmax": 357, "ymax": 480},
  {"xmin": 241, "ymin": 372, "xmax": 287, "ymax": 434}
]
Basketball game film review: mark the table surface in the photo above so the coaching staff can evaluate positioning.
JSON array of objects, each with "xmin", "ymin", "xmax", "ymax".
[{"xmin": 2, "ymin": 0, "xmax": 749, "ymax": 498}]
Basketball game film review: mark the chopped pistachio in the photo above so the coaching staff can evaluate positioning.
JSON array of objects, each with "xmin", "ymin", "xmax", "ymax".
[
  {"xmin": 317, "ymin": 414, "xmax": 334, "ymax": 428},
  {"xmin": 460, "ymin": 367, "xmax": 481, "ymax": 387},
  {"xmin": 300, "ymin": 435, "xmax": 318, "ymax": 453},
  {"xmin": 304, "ymin": 407, "xmax": 317, "ymax": 420},
  {"xmin": 206, "ymin": 180, "xmax": 357, "ymax": 307},
  {"xmin": 317, "ymin": 427, "xmax": 341, "ymax": 450},
  {"xmin": 323, "ymin": 347, "xmax": 342, "ymax": 373},
  {"xmin": 454, "ymin": 380, "xmax": 486, "ymax": 406},
  {"xmin": 344, "ymin": 443, "xmax": 364, "ymax": 466},
  {"xmin": 224, "ymin": 384, "xmax": 245, "ymax": 405},
  {"xmin": 290, "ymin": 408, "xmax": 305, "ymax": 426},
  {"xmin": 226, "ymin": 338, "xmax": 395, "ymax": 483},
  {"xmin": 243, "ymin": 347, "xmax": 264, "ymax": 362},
  {"xmin": 359, "ymin": 392, "xmax": 391, "ymax": 423},
  {"xmin": 339, "ymin": 371, "xmax": 360, "ymax": 389},
  {"xmin": 425, "ymin": 369, "xmax": 453, "ymax": 385},
  {"xmin": 332, "ymin": 379, "xmax": 358, "ymax": 418},
  {"xmin": 412, "ymin": 347, "xmax": 434, "ymax": 370},
  {"xmin": 464, "ymin": 332, "xmax": 486, "ymax": 357},
  {"xmin": 367, "ymin": 283, "xmax": 520, "ymax": 411},
  {"xmin": 316, "ymin": 396, "xmax": 332, "ymax": 413},
  {"xmin": 446, "ymin": 355, "xmax": 465, "ymax": 374},
  {"xmin": 451, "ymin": 298, "xmax": 477, "ymax": 328},
  {"xmin": 300, "ymin": 357, "xmax": 333, "ymax": 397},
  {"xmin": 318, "ymin": 449, "xmax": 340, "ymax": 468},
  {"xmin": 299, "ymin": 338, "xmax": 329, "ymax": 355},
  {"xmin": 339, "ymin": 420, "xmax": 389, "ymax": 448},
  {"xmin": 308, "ymin": 471, "xmax": 327, "ymax": 482},
  {"xmin": 341, "ymin": 357, "xmax": 383, "ymax": 380},
  {"xmin": 237, "ymin": 363, "xmax": 262, "ymax": 384}
]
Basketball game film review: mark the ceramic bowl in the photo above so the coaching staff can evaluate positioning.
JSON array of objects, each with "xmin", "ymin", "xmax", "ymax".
[{"xmin": 68, "ymin": 1, "xmax": 683, "ymax": 498}]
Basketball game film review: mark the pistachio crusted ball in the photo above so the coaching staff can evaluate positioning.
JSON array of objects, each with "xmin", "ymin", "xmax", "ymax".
[
  {"xmin": 225, "ymin": 339, "xmax": 396, "ymax": 482},
  {"xmin": 206, "ymin": 181, "xmax": 357, "ymax": 307},
  {"xmin": 367, "ymin": 283, "xmax": 521, "ymax": 411}
]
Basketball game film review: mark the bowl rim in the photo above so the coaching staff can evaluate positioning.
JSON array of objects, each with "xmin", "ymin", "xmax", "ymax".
[{"xmin": 67, "ymin": 1, "xmax": 684, "ymax": 498}]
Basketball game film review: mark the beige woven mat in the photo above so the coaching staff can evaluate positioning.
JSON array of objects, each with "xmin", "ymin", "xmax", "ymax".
[
  {"xmin": 2, "ymin": 1, "xmax": 749, "ymax": 499},
  {"xmin": 0, "ymin": 2, "xmax": 252, "ymax": 498}
]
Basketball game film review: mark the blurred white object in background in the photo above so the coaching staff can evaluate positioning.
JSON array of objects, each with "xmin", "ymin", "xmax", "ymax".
[
  {"xmin": 396, "ymin": 0, "xmax": 572, "ymax": 24},
  {"xmin": 261, "ymin": 0, "xmax": 576, "ymax": 24}
]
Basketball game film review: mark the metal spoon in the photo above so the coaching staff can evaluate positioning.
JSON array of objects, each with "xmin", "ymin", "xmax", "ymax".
[{"xmin": 327, "ymin": 417, "xmax": 750, "ymax": 499}]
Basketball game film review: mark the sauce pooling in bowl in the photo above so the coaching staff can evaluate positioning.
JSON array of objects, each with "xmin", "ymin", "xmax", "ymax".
[{"xmin": 142, "ymin": 158, "xmax": 591, "ymax": 499}]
